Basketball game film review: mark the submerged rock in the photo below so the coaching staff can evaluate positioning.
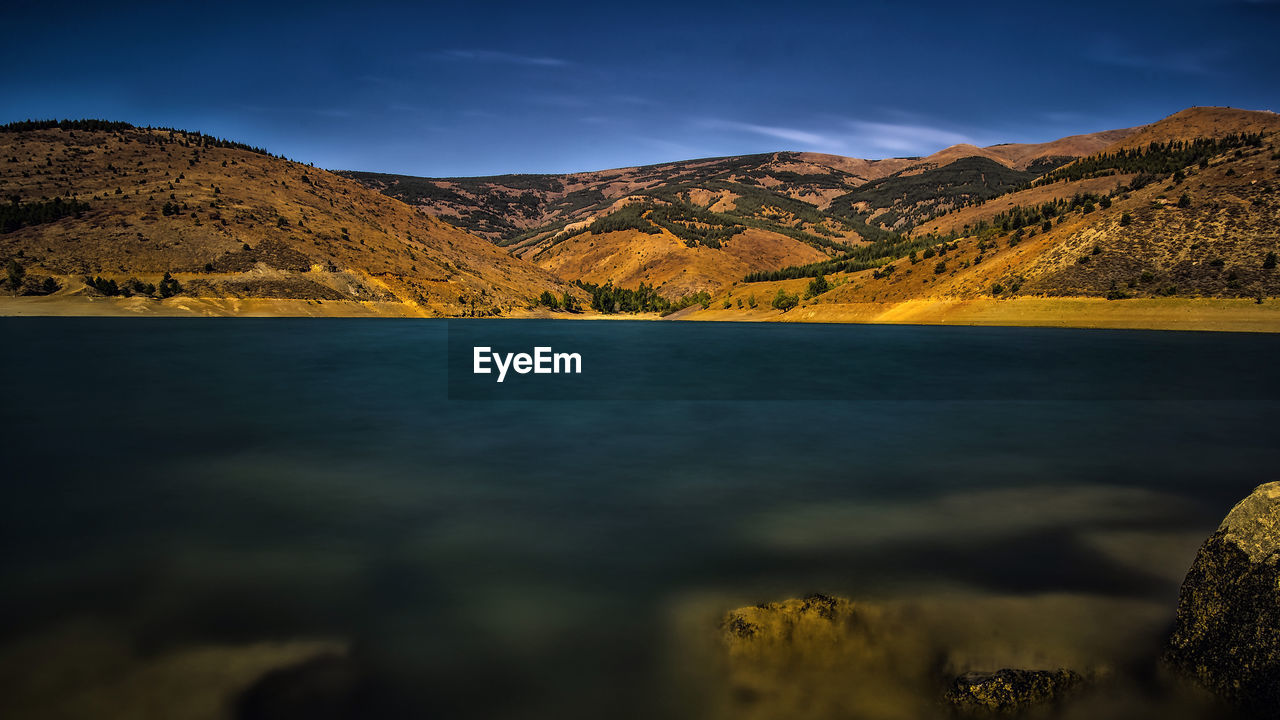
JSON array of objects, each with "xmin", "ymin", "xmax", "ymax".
[
  {"xmin": 944, "ymin": 668, "xmax": 1083, "ymax": 715},
  {"xmin": 1166, "ymin": 481, "xmax": 1280, "ymax": 709},
  {"xmin": 716, "ymin": 594, "xmax": 941, "ymax": 719}
]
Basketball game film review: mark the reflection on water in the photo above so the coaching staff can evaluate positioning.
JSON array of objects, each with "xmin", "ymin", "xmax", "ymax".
[{"xmin": 0, "ymin": 319, "xmax": 1277, "ymax": 718}]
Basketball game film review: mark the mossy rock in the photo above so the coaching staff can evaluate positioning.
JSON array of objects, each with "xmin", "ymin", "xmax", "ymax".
[{"xmin": 1165, "ymin": 481, "xmax": 1280, "ymax": 710}]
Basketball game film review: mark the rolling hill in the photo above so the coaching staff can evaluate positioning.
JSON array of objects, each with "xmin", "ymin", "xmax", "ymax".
[
  {"xmin": 673, "ymin": 107, "xmax": 1280, "ymax": 327},
  {"xmin": 0, "ymin": 121, "xmax": 577, "ymax": 316},
  {"xmin": 340, "ymin": 127, "xmax": 1140, "ymax": 298},
  {"xmin": 4, "ymin": 107, "xmax": 1277, "ymax": 328}
]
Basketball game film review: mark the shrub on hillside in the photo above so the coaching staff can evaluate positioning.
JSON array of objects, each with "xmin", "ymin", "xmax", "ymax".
[
  {"xmin": 771, "ymin": 289, "xmax": 798, "ymax": 311},
  {"xmin": 805, "ymin": 274, "xmax": 829, "ymax": 299}
]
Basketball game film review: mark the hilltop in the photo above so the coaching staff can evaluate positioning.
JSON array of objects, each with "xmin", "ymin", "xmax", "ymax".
[{"xmin": 0, "ymin": 120, "xmax": 577, "ymax": 317}]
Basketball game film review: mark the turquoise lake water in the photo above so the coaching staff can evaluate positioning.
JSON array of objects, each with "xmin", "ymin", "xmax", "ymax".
[{"xmin": 2, "ymin": 318, "xmax": 1277, "ymax": 718}]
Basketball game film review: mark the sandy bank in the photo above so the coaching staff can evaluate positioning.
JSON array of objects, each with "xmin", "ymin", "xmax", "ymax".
[
  {"xmin": 674, "ymin": 296, "xmax": 1280, "ymax": 333},
  {"xmin": 0, "ymin": 295, "xmax": 434, "ymax": 318}
]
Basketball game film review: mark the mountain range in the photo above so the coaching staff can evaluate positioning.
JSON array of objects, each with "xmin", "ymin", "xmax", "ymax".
[{"xmin": 1, "ymin": 107, "xmax": 1277, "ymax": 323}]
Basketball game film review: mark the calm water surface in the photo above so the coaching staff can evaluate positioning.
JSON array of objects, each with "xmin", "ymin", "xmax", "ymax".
[{"xmin": 2, "ymin": 319, "xmax": 1278, "ymax": 719}]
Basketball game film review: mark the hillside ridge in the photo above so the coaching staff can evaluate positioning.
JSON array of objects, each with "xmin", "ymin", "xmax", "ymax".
[{"xmin": 0, "ymin": 120, "xmax": 578, "ymax": 316}]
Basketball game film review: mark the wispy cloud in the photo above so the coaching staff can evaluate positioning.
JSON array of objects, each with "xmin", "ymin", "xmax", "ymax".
[
  {"xmin": 699, "ymin": 119, "xmax": 845, "ymax": 150},
  {"xmin": 842, "ymin": 120, "xmax": 974, "ymax": 154},
  {"xmin": 437, "ymin": 49, "xmax": 569, "ymax": 68},
  {"xmin": 699, "ymin": 117, "xmax": 975, "ymax": 156}
]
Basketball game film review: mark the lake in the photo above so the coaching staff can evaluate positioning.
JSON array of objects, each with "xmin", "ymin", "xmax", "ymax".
[{"xmin": 2, "ymin": 318, "xmax": 1278, "ymax": 719}]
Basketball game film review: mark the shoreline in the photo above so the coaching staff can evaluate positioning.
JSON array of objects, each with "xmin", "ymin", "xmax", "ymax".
[
  {"xmin": 2, "ymin": 295, "xmax": 1278, "ymax": 333},
  {"xmin": 672, "ymin": 296, "xmax": 1280, "ymax": 333}
]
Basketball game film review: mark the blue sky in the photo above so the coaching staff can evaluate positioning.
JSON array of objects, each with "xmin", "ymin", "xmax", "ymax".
[{"xmin": 2, "ymin": 0, "xmax": 1277, "ymax": 176}]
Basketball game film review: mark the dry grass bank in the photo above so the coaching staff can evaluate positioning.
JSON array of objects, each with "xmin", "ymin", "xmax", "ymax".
[{"xmin": 674, "ymin": 296, "xmax": 1280, "ymax": 333}]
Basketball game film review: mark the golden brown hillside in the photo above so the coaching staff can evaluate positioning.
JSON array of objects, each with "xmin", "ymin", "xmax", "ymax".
[
  {"xmin": 911, "ymin": 109, "xmax": 1280, "ymax": 241},
  {"xmin": 837, "ymin": 146, "xmax": 1280, "ymax": 302},
  {"xmin": 341, "ymin": 128, "xmax": 1143, "ymax": 299},
  {"xmin": 909, "ymin": 127, "xmax": 1142, "ymax": 174},
  {"xmin": 1105, "ymin": 107, "xmax": 1280, "ymax": 152},
  {"xmin": 672, "ymin": 114, "xmax": 1280, "ymax": 330},
  {"xmin": 522, "ymin": 226, "xmax": 828, "ymax": 299},
  {"xmin": 0, "ymin": 123, "xmax": 577, "ymax": 316}
]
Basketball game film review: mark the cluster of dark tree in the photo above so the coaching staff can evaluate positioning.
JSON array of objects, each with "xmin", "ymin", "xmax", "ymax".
[
  {"xmin": 0, "ymin": 119, "xmax": 133, "ymax": 133},
  {"xmin": 536, "ymin": 290, "xmax": 578, "ymax": 311},
  {"xmin": 742, "ymin": 233, "xmax": 938, "ymax": 282},
  {"xmin": 6, "ymin": 259, "xmax": 25, "ymax": 293},
  {"xmin": 585, "ymin": 202, "xmax": 663, "ymax": 236},
  {"xmin": 978, "ymin": 193, "xmax": 1106, "ymax": 233},
  {"xmin": 721, "ymin": 182, "xmax": 829, "ymax": 224},
  {"xmin": 771, "ymin": 288, "xmax": 799, "ymax": 311},
  {"xmin": 151, "ymin": 128, "xmax": 271, "ymax": 156},
  {"xmin": 157, "ymin": 272, "xmax": 182, "ymax": 297},
  {"xmin": 84, "ymin": 272, "xmax": 182, "ymax": 298},
  {"xmin": 544, "ymin": 187, "xmax": 607, "ymax": 218},
  {"xmin": 646, "ymin": 203, "xmax": 742, "ymax": 248},
  {"xmin": 741, "ymin": 168, "xmax": 852, "ymax": 190},
  {"xmin": 575, "ymin": 280, "xmax": 670, "ymax": 313},
  {"xmin": 724, "ymin": 186, "xmax": 858, "ymax": 250},
  {"xmin": 828, "ymin": 157, "xmax": 1037, "ymax": 226},
  {"xmin": 0, "ymin": 118, "xmax": 276, "ymax": 157},
  {"xmin": 1, "ymin": 196, "xmax": 89, "ymax": 233},
  {"xmin": 438, "ymin": 172, "xmax": 564, "ymax": 193},
  {"xmin": 664, "ymin": 290, "xmax": 712, "ymax": 314},
  {"xmin": 909, "ymin": 240, "xmax": 962, "ymax": 263},
  {"xmin": 643, "ymin": 181, "xmax": 855, "ymax": 252},
  {"xmin": 1040, "ymin": 133, "xmax": 1266, "ymax": 184},
  {"xmin": 456, "ymin": 168, "xmax": 867, "ymax": 255},
  {"xmin": 532, "ymin": 205, "xmax": 654, "ymax": 249},
  {"xmin": 84, "ymin": 276, "xmax": 122, "ymax": 295},
  {"xmin": 4, "ymin": 260, "xmax": 58, "ymax": 296},
  {"xmin": 544, "ymin": 200, "xmax": 748, "ymax": 250},
  {"xmin": 805, "ymin": 274, "xmax": 830, "ymax": 298},
  {"xmin": 340, "ymin": 171, "xmax": 566, "ymax": 241}
]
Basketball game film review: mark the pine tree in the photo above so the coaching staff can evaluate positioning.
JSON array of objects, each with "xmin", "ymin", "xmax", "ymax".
[
  {"xmin": 6, "ymin": 259, "xmax": 24, "ymax": 295},
  {"xmin": 805, "ymin": 274, "xmax": 829, "ymax": 299}
]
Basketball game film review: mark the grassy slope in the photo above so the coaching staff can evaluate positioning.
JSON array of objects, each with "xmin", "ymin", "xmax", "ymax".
[
  {"xmin": 342, "ymin": 131, "xmax": 1142, "ymax": 299},
  {"xmin": 671, "ymin": 109, "xmax": 1280, "ymax": 331},
  {"xmin": 0, "ymin": 125, "xmax": 579, "ymax": 316},
  {"xmin": 525, "ymin": 226, "xmax": 829, "ymax": 299}
]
